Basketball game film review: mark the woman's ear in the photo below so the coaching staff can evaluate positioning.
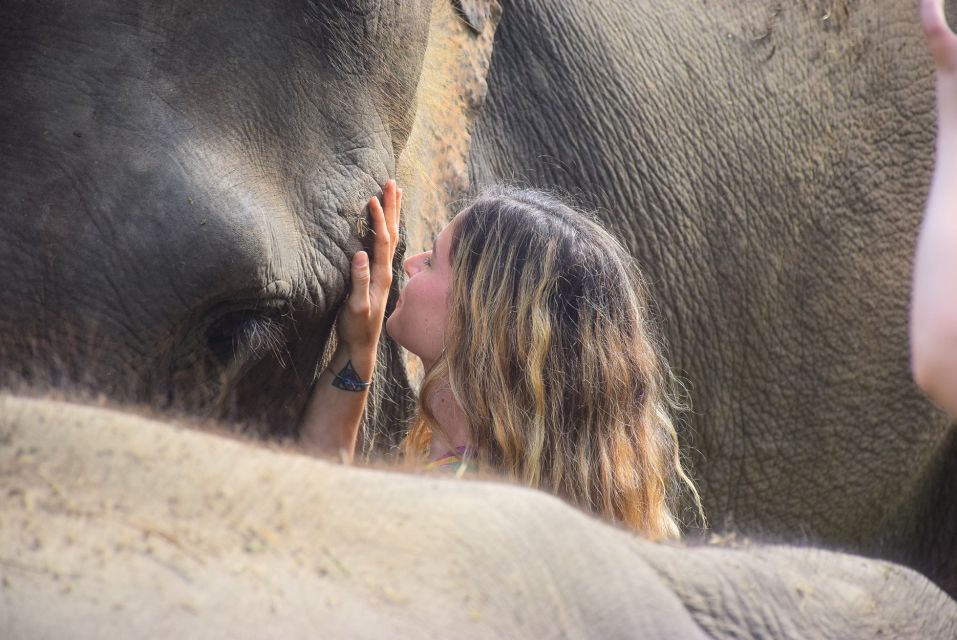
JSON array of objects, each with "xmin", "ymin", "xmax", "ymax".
[{"xmin": 451, "ymin": 0, "xmax": 501, "ymax": 34}]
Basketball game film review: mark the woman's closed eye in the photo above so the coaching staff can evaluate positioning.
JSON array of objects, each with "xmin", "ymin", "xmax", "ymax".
[{"xmin": 424, "ymin": 254, "xmax": 433, "ymax": 267}]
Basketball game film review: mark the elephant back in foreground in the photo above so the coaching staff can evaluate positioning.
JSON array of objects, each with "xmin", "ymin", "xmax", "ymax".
[{"xmin": 3, "ymin": 396, "xmax": 955, "ymax": 639}]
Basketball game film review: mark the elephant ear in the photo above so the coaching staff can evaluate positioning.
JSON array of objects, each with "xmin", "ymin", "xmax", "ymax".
[{"xmin": 451, "ymin": 0, "xmax": 500, "ymax": 34}]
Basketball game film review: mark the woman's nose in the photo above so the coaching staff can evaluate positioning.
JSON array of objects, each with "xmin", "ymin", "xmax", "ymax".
[{"xmin": 403, "ymin": 252, "xmax": 422, "ymax": 277}]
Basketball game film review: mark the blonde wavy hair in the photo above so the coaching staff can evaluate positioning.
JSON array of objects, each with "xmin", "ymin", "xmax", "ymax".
[{"xmin": 401, "ymin": 187, "xmax": 703, "ymax": 540}]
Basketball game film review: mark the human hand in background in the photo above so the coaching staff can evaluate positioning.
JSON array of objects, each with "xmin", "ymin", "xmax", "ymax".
[{"xmin": 911, "ymin": 0, "xmax": 957, "ymax": 414}]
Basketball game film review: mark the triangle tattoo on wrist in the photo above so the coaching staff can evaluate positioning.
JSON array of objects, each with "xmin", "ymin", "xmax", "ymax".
[{"xmin": 329, "ymin": 359, "xmax": 372, "ymax": 392}]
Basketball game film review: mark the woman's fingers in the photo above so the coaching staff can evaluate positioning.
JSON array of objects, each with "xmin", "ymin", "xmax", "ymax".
[
  {"xmin": 370, "ymin": 182, "xmax": 394, "ymax": 288},
  {"xmin": 393, "ymin": 187, "xmax": 402, "ymax": 254},
  {"xmin": 356, "ymin": 180, "xmax": 401, "ymax": 314},
  {"xmin": 348, "ymin": 250, "xmax": 371, "ymax": 314},
  {"xmin": 339, "ymin": 181, "xmax": 401, "ymax": 348},
  {"xmin": 384, "ymin": 178, "xmax": 397, "ymax": 230},
  {"xmin": 381, "ymin": 179, "xmax": 399, "ymax": 254},
  {"xmin": 923, "ymin": 0, "xmax": 957, "ymax": 72}
]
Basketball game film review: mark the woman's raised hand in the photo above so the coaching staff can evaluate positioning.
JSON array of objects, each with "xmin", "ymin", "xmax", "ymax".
[
  {"xmin": 337, "ymin": 179, "xmax": 402, "ymax": 352},
  {"xmin": 299, "ymin": 179, "xmax": 402, "ymax": 460}
]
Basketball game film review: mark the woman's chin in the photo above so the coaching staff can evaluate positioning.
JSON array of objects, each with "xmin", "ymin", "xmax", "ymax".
[{"xmin": 384, "ymin": 314, "xmax": 399, "ymax": 342}]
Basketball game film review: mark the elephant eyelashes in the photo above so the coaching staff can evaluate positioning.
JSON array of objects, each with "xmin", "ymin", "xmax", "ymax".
[{"xmin": 205, "ymin": 307, "xmax": 290, "ymax": 369}]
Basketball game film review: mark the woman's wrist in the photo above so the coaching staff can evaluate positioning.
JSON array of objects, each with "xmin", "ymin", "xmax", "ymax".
[
  {"xmin": 328, "ymin": 342, "xmax": 377, "ymax": 384},
  {"xmin": 299, "ymin": 342, "xmax": 377, "ymax": 460}
]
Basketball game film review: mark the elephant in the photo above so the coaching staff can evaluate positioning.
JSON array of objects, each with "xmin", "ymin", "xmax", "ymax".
[
  {"xmin": 2, "ymin": 395, "xmax": 955, "ymax": 639},
  {"xmin": 0, "ymin": 0, "xmax": 502, "ymax": 452},
  {"xmin": 465, "ymin": 0, "xmax": 957, "ymax": 596}
]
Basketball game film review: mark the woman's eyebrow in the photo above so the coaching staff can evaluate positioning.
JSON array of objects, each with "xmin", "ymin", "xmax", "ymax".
[{"xmin": 431, "ymin": 235, "xmax": 437, "ymax": 262}]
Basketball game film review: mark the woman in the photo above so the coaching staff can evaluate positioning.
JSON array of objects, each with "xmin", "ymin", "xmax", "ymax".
[
  {"xmin": 912, "ymin": 0, "xmax": 957, "ymax": 415},
  {"xmin": 301, "ymin": 180, "xmax": 702, "ymax": 540}
]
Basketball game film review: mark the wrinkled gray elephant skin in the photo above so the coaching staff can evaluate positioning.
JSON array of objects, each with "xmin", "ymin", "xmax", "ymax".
[
  {"xmin": 2, "ymin": 397, "xmax": 955, "ymax": 639},
  {"xmin": 0, "ymin": 0, "xmax": 443, "ymax": 440},
  {"xmin": 469, "ymin": 0, "xmax": 957, "ymax": 595}
]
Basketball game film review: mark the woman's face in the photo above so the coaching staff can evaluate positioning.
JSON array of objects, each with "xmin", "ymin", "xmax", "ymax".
[{"xmin": 386, "ymin": 213, "xmax": 460, "ymax": 366}]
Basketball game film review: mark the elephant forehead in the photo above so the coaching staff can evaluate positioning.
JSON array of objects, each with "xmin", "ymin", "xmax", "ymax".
[{"xmin": 1, "ymin": 0, "xmax": 431, "ymax": 172}]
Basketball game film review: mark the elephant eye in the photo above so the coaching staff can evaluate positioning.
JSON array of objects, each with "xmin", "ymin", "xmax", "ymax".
[{"xmin": 205, "ymin": 303, "xmax": 291, "ymax": 368}]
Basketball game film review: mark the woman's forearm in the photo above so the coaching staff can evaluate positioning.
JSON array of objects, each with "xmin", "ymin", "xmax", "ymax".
[{"xmin": 299, "ymin": 344, "xmax": 377, "ymax": 463}]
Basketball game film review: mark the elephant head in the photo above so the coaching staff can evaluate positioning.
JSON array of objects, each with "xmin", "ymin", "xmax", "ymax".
[{"xmin": 0, "ymin": 0, "xmax": 499, "ymax": 449}]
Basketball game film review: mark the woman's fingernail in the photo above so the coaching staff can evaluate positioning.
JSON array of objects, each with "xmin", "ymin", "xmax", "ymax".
[{"xmin": 355, "ymin": 251, "xmax": 368, "ymax": 267}]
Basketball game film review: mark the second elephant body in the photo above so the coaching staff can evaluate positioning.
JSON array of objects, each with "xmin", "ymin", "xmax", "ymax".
[{"xmin": 468, "ymin": 0, "xmax": 957, "ymax": 594}]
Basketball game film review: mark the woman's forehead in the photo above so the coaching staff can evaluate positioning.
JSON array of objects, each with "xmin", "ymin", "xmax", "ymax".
[{"xmin": 436, "ymin": 213, "xmax": 463, "ymax": 249}]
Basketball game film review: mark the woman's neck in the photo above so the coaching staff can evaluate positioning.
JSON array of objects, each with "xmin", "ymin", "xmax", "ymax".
[{"xmin": 426, "ymin": 378, "xmax": 471, "ymax": 461}]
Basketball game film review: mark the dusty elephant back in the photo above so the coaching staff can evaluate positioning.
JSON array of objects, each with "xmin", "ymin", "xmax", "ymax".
[
  {"xmin": 0, "ymin": 395, "xmax": 708, "ymax": 639},
  {"xmin": 3, "ymin": 396, "xmax": 955, "ymax": 638}
]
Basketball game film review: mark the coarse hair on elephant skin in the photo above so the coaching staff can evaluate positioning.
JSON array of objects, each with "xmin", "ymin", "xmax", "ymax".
[
  {"xmin": 3, "ymin": 395, "xmax": 956, "ymax": 639},
  {"xmin": 465, "ymin": 0, "xmax": 957, "ymax": 597}
]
